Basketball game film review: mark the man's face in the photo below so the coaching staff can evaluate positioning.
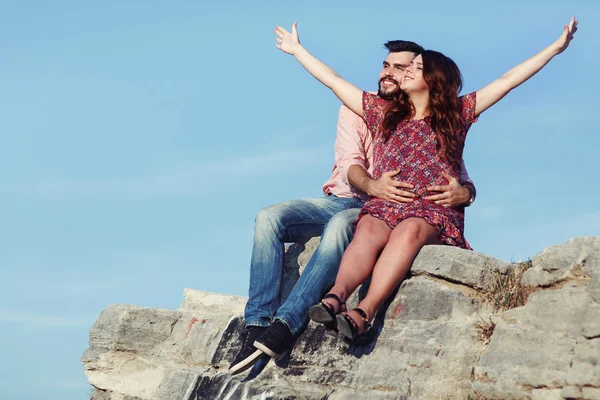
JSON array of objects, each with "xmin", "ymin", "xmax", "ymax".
[{"xmin": 378, "ymin": 51, "xmax": 416, "ymax": 99}]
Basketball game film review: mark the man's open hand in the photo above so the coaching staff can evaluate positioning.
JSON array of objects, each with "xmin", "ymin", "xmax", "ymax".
[
  {"xmin": 425, "ymin": 172, "xmax": 470, "ymax": 208},
  {"xmin": 367, "ymin": 170, "xmax": 415, "ymax": 203}
]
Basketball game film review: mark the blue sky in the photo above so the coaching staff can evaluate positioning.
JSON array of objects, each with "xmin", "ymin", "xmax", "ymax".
[{"xmin": 0, "ymin": 1, "xmax": 598, "ymax": 399}]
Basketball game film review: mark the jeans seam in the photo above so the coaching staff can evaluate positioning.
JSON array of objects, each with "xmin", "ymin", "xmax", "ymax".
[
  {"xmin": 246, "ymin": 196, "xmax": 360, "ymax": 329},
  {"xmin": 245, "ymin": 320, "xmax": 270, "ymax": 328},
  {"xmin": 269, "ymin": 253, "xmax": 286, "ymax": 320}
]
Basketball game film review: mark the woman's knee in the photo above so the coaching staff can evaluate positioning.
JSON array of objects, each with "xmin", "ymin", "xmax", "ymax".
[
  {"xmin": 390, "ymin": 218, "xmax": 438, "ymax": 246},
  {"xmin": 354, "ymin": 216, "xmax": 391, "ymax": 248}
]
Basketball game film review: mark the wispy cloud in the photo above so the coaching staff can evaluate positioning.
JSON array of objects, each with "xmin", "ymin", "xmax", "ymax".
[
  {"xmin": 221, "ymin": 147, "xmax": 329, "ymax": 176},
  {"xmin": 2, "ymin": 146, "xmax": 330, "ymax": 198},
  {"xmin": 0, "ymin": 309, "xmax": 97, "ymax": 328}
]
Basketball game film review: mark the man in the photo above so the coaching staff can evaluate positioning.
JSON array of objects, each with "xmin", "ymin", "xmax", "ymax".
[{"xmin": 229, "ymin": 40, "xmax": 476, "ymax": 374}]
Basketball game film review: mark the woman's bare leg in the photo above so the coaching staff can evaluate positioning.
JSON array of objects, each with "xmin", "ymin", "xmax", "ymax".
[
  {"xmin": 321, "ymin": 215, "xmax": 391, "ymax": 309},
  {"xmin": 347, "ymin": 217, "xmax": 441, "ymax": 331}
]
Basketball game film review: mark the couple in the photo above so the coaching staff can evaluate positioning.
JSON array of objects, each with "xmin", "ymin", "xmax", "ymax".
[{"xmin": 229, "ymin": 17, "xmax": 578, "ymax": 375}]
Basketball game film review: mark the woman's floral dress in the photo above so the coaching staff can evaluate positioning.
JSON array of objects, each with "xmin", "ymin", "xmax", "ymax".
[{"xmin": 359, "ymin": 91, "xmax": 478, "ymax": 249}]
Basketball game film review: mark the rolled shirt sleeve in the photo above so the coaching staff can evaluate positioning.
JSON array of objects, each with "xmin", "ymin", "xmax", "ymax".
[{"xmin": 336, "ymin": 105, "xmax": 372, "ymax": 185}]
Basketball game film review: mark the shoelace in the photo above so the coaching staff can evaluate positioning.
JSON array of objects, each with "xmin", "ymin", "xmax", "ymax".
[{"xmin": 242, "ymin": 328, "xmax": 264, "ymax": 347}]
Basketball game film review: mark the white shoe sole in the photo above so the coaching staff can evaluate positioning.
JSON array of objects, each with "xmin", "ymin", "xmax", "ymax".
[
  {"xmin": 229, "ymin": 349, "xmax": 263, "ymax": 375},
  {"xmin": 253, "ymin": 341, "xmax": 279, "ymax": 358}
]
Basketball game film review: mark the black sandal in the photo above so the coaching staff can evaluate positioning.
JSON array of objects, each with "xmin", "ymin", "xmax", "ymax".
[
  {"xmin": 336, "ymin": 308, "xmax": 371, "ymax": 340},
  {"xmin": 309, "ymin": 293, "xmax": 346, "ymax": 325}
]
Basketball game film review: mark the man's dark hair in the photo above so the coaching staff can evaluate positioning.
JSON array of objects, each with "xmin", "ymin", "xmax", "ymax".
[{"xmin": 384, "ymin": 40, "xmax": 424, "ymax": 55}]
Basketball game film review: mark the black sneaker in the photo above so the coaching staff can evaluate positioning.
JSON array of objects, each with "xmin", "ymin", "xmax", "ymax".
[
  {"xmin": 229, "ymin": 325, "xmax": 268, "ymax": 375},
  {"xmin": 253, "ymin": 320, "xmax": 295, "ymax": 358}
]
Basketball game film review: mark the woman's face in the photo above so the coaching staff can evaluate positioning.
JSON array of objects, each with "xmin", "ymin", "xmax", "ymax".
[{"xmin": 401, "ymin": 54, "xmax": 428, "ymax": 94}]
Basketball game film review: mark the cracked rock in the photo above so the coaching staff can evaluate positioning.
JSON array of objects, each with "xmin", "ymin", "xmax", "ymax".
[{"xmin": 82, "ymin": 237, "xmax": 600, "ymax": 400}]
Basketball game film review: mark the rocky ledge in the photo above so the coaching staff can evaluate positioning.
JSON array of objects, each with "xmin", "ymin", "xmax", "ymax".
[{"xmin": 82, "ymin": 237, "xmax": 600, "ymax": 400}]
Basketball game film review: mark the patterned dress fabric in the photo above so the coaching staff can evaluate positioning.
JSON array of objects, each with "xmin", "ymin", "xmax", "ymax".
[{"xmin": 359, "ymin": 91, "xmax": 478, "ymax": 249}]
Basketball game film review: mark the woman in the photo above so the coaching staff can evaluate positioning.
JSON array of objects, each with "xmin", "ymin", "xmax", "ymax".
[{"xmin": 274, "ymin": 18, "xmax": 577, "ymax": 340}]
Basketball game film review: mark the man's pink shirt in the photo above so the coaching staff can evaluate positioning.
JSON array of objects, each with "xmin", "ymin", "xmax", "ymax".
[{"xmin": 322, "ymin": 104, "xmax": 473, "ymax": 200}]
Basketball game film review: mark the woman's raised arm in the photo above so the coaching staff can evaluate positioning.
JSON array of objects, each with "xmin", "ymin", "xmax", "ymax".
[
  {"xmin": 474, "ymin": 17, "xmax": 578, "ymax": 117},
  {"xmin": 275, "ymin": 23, "xmax": 364, "ymax": 116}
]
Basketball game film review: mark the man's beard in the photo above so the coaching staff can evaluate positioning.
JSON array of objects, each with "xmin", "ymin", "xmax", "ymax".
[{"xmin": 377, "ymin": 78, "xmax": 401, "ymax": 100}]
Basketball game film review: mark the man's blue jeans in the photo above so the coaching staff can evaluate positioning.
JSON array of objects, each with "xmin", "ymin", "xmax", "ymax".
[{"xmin": 244, "ymin": 196, "xmax": 364, "ymax": 335}]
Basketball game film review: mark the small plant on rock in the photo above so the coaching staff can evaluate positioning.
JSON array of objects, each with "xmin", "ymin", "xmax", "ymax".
[{"xmin": 483, "ymin": 260, "xmax": 534, "ymax": 312}]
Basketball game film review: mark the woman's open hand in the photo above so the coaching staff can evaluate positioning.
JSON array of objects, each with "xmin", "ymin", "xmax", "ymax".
[
  {"xmin": 275, "ymin": 22, "xmax": 301, "ymax": 55},
  {"xmin": 553, "ymin": 17, "xmax": 578, "ymax": 55}
]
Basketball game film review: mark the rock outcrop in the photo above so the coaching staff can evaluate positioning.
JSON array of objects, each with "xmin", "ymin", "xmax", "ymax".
[{"xmin": 82, "ymin": 237, "xmax": 600, "ymax": 400}]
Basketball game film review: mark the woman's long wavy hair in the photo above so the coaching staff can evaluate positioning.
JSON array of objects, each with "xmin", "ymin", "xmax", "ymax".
[{"xmin": 382, "ymin": 50, "xmax": 464, "ymax": 170}]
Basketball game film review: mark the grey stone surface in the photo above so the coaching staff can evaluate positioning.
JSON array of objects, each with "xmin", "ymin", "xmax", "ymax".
[
  {"xmin": 583, "ymin": 388, "xmax": 600, "ymax": 400},
  {"xmin": 178, "ymin": 289, "xmax": 246, "ymax": 313},
  {"xmin": 83, "ymin": 237, "xmax": 600, "ymax": 400},
  {"xmin": 589, "ymin": 273, "xmax": 600, "ymax": 303},
  {"xmin": 385, "ymin": 276, "xmax": 482, "ymax": 320},
  {"xmin": 473, "ymin": 237, "xmax": 600, "ymax": 399},
  {"xmin": 91, "ymin": 388, "xmax": 144, "ymax": 400},
  {"xmin": 280, "ymin": 237, "xmax": 321, "ymax": 302},
  {"xmin": 411, "ymin": 244, "xmax": 511, "ymax": 290},
  {"xmin": 522, "ymin": 236, "xmax": 600, "ymax": 287}
]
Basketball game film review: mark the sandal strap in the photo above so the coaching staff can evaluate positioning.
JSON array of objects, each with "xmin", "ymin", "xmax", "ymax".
[
  {"xmin": 319, "ymin": 293, "xmax": 346, "ymax": 318},
  {"xmin": 322, "ymin": 293, "xmax": 343, "ymax": 305},
  {"xmin": 353, "ymin": 308, "xmax": 371, "ymax": 330},
  {"xmin": 321, "ymin": 293, "xmax": 346, "ymax": 312}
]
